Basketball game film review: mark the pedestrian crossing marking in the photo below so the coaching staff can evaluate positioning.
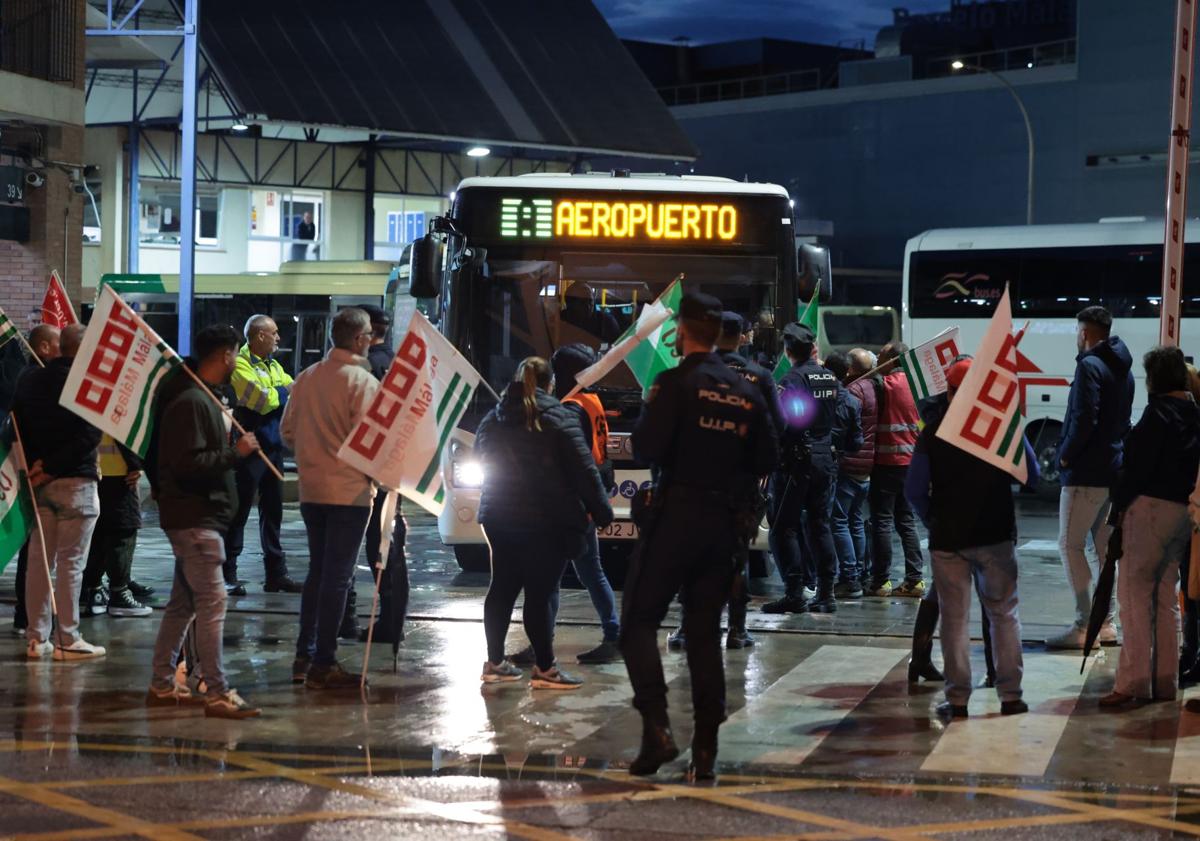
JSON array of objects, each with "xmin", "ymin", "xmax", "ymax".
[
  {"xmin": 1018, "ymin": 539, "xmax": 1060, "ymax": 553},
  {"xmin": 921, "ymin": 651, "xmax": 1095, "ymax": 777},
  {"xmin": 1169, "ymin": 685, "xmax": 1200, "ymax": 785},
  {"xmin": 719, "ymin": 645, "xmax": 908, "ymax": 765}
]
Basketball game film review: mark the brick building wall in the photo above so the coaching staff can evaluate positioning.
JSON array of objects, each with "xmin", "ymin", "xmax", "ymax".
[{"xmin": 0, "ymin": 0, "xmax": 87, "ymax": 325}]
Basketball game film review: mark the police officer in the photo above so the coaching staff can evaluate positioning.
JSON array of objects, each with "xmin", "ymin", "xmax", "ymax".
[
  {"xmin": 621, "ymin": 292, "xmax": 778, "ymax": 782},
  {"xmin": 763, "ymin": 322, "xmax": 841, "ymax": 614}
]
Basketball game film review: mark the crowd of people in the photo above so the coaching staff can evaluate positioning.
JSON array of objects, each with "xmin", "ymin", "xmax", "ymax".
[{"xmin": 5, "ymin": 291, "xmax": 1200, "ymax": 773}]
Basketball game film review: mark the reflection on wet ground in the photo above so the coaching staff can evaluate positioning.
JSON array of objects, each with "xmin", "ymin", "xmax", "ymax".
[{"xmin": 2, "ymin": 502, "xmax": 1199, "ymax": 838}]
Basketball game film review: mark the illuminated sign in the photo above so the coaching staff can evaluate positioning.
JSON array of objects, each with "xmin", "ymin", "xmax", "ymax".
[{"xmin": 498, "ymin": 197, "xmax": 739, "ymax": 242}]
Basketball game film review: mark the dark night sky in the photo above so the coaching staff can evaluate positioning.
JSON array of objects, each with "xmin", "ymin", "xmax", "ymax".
[{"xmin": 595, "ymin": 0, "xmax": 951, "ymax": 48}]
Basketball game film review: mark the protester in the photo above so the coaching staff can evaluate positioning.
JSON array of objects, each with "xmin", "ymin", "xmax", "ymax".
[
  {"xmin": 8, "ymin": 324, "xmax": 61, "ymax": 637},
  {"xmin": 80, "ymin": 435, "xmax": 152, "ymax": 618},
  {"xmin": 1046, "ymin": 306, "xmax": 1134, "ymax": 650},
  {"xmin": 869, "ymin": 342, "xmax": 926, "ymax": 597},
  {"xmin": 13, "ymin": 324, "xmax": 105, "ymax": 660},
  {"xmin": 347, "ymin": 304, "xmax": 409, "ymax": 646},
  {"xmin": 224, "ymin": 314, "xmax": 301, "ymax": 595},
  {"xmin": 281, "ymin": 308, "xmax": 380, "ymax": 689},
  {"xmin": 1100, "ymin": 346, "xmax": 1200, "ymax": 706},
  {"xmin": 475, "ymin": 356, "xmax": 613, "ymax": 689},
  {"xmin": 146, "ymin": 324, "xmax": 261, "ymax": 717},
  {"xmin": 905, "ymin": 359, "xmax": 1037, "ymax": 718},
  {"xmin": 1183, "ymin": 364, "xmax": 1200, "ymax": 686},
  {"xmin": 826, "ymin": 351, "xmax": 867, "ymax": 599}
]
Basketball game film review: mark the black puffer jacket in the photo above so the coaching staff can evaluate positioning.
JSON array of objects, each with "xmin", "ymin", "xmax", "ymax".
[
  {"xmin": 475, "ymin": 387, "xmax": 613, "ymax": 534},
  {"xmin": 1112, "ymin": 393, "xmax": 1200, "ymax": 513}
]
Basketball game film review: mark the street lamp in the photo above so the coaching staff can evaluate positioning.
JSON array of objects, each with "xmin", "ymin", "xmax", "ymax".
[{"xmin": 952, "ymin": 59, "xmax": 1035, "ymax": 225}]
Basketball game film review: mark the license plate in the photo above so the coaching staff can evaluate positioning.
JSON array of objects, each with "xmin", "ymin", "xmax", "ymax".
[{"xmin": 599, "ymin": 521, "xmax": 639, "ymax": 540}]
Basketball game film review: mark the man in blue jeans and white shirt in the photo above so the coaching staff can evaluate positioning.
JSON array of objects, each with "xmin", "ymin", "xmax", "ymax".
[
  {"xmin": 1046, "ymin": 306, "xmax": 1134, "ymax": 649},
  {"xmin": 283, "ymin": 308, "xmax": 380, "ymax": 689},
  {"xmin": 147, "ymin": 324, "xmax": 262, "ymax": 718}
]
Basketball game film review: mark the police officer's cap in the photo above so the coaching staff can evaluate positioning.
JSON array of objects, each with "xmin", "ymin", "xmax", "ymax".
[
  {"xmin": 782, "ymin": 322, "xmax": 816, "ymax": 345},
  {"xmin": 678, "ymin": 292, "xmax": 723, "ymax": 324},
  {"xmin": 720, "ymin": 311, "xmax": 747, "ymax": 339},
  {"xmin": 359, "ymin": 304, "xmax": 391, "ymax": 328}
]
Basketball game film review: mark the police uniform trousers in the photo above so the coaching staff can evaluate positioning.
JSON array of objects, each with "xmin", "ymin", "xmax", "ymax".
[
  {"xmin": 621, "ymin": 487, "xmax": 738, "ymax": 728},
  {"xmin": 769, "ymin": 452, "xmax": 838, "ymax": 598},
  {"xmin": 223, "ymin": 450, "xmax": 288, "ymax": 585}
]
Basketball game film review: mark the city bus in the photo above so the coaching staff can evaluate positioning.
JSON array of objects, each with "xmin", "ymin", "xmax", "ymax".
[
  {"xmin": 417, "ymin": 172, "xmax": 819, "ymax": 574},
  {"xmin": 89, "ymin": 259, "xmax": 412, "ymax": 377},
  {"xmin": 903, "ymin": 219, "xmax": 1188, "ymax": 493}
]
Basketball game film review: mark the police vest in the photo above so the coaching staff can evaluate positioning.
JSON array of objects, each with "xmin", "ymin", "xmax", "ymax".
[
  {"xmin": 876, "ymin": 371, "xmax": 920, "ymax": 466},
  {"xmin": 564, "ymin": 392, "xmax": 609, "ymax": 466}
]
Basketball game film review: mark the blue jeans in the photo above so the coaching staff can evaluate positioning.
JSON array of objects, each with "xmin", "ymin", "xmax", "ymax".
[
  {"xmin": 832, "ymin": 474, "xmax": 870, "ymax": 584},
  {"xmin": 296, "ymin": 503, "xmax": 371, "ymax": 667},
  {"xmin": 551, "ymin": 528, "xmax": 620, "ymax": 642}
]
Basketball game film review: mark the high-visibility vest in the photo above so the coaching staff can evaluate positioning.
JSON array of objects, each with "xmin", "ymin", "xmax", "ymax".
[
  {"xmin": 98, "ymin": 434, "xmax": 128, "ymax": 477},
  {"xmin": 563, "ymin": 392, "xmax": 609, "ymax": 466},
  {"xmin": 875, "ymin": 371, "xmax": 919, "ymax": 467}
]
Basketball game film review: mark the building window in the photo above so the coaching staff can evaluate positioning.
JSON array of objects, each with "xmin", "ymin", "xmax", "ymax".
[
  {"xmin": 372, "ymin": 195, "xmax": 445, "ymax": 260},
  {"xmin": 139, "ymin": 182, "xmax": 222, "ymax": 247}
]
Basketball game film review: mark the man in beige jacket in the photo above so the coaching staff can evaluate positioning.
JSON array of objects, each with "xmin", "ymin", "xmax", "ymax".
[{"xmin": 282, "ymin": 308, "xmax": 379, "ymax": 689}]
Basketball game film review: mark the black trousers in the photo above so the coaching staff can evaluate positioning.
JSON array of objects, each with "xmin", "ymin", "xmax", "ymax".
[
  {"xmin": 13, "ymin": 539, "xmax": 28, "ymax": 628},
  {"xmin": 362, "ymin": 491, "xmax": 410, "ymax": 639},
  {"xmin": 482, "ymin": 526, "xmax": 581, "ymax": 672},
  {"xmin": 82, "ymin": 526, "xmax": 138, "ymax": 592},
  {"xmin": 223, "ymin": 454, "xmax": 287, "ymax": 584},
  {"xmin": 869, "ymin": 464, "xmax": 924, "ymax": 587},
  {"xmin": 769, "ymin": 456, "xmax": 837, "ymax": 598},
  {"xmin": 621, "ymin": 491, "xmax": 737, "ymax": 728}
]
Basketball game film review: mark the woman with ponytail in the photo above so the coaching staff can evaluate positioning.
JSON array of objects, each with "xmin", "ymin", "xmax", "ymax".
[{"xmin": 474, "ymin": 356, "xmax": 614, "ymax": 689}]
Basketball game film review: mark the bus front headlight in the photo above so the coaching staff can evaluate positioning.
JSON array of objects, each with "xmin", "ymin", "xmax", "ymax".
[{"xmin": 450, "ymin": 441, "xmax": 485, "ymax": 488}]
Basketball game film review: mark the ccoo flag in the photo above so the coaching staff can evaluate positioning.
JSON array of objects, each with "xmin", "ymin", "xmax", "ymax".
[
  {"xmin": 41, "ymin": 270, "xmax": 78, "ymax": 329},
  {"xmin": 570, "ymin": 280, "xmax": 677, "ymax": 396},
  {"xmin": 935, "ymin": 286, "xmax": 1027, "ymax": 483},
  {"xmin": 622, "ymin": 277, "xmax": 683, "ymax": 397},
  {"xmin": 59, "ymin": 285, "xmax": 182, "ymax": 458},
  {"xmin": 337, "ymin": 311, "xmax": 482, "ymax": 516},
  {"xmin": 0, "ymin": 421, "xmax": 34, "ymax": 574},
  {"xmin": 899, "ymin": 327, "xmax": 961, "ymax": 403},
  {"xmin": 773, "ymin": 289, "xmax": 820, "ymax": 381}
]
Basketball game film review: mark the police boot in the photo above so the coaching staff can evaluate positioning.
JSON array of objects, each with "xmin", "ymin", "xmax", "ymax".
[
  {"xmin": 629, "ymin": 712, "xmax": 679, "ymax": 776},
  {"xmin": 688, "ymin": 722, "xmax": 719, "ymax": 783},
  {"xmin": 908, "ymin": 595, "xmax": 944, "ymax": 683},
  {"xmin": 338, "ymin": 588, "xmax": 361, "ymax": 641}
]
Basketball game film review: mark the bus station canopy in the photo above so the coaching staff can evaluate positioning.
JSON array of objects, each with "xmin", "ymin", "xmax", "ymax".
[{"xmin": 200, "ymin": 0, "xmax": 697, "ymax": 161}]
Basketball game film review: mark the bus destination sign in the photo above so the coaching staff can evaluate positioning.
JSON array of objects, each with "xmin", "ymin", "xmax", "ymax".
[{"xmin": 498, "ymin": 196, "xmax": 741, "ymax": 243}]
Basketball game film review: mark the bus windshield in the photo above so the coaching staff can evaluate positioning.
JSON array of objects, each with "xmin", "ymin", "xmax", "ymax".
[{"xmin": 466, "ymin": 251, "xmax": 777, "ymax": 396}]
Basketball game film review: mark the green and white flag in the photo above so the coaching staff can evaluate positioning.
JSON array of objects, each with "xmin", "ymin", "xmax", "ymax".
[
  {"xmin": 898, "ymin": 327, "xmax": 961, "ymax": 403},
  {"xmin": 0, "ymin": 424, "xmax": 35, "ymax": 575},
  {"xmin": 0, "ymin": 306, "xmax": 19, "ymax": 351},
  {"xmin": 773, "ymin": 290, "xmax": 820, "ymax": 381},
  {"xmin": 571, "ymin": 278, "xmax": 680, "ymax": 398},
  {"xmin": 58, "ymin": 285, "xmax": 182, "ymax": 458},
  {"xmin": 337, "ymin": 311, "xmax": 482, "ymax": 517},
  {"xmin": 622, "ymin": 277, "xmax": 683, "ymax": 398}
]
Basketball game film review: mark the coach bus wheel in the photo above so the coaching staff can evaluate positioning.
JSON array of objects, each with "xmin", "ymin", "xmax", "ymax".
[
  {"xmin": 454, "ymin": 545, "xmax": 491, "ymax": 573},
  {"xmin": 1025, "ymin": 419, "xmax": 1062, "ymax": 499}
]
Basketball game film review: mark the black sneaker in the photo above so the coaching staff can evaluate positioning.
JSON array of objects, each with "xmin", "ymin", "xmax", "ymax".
[
  {"xmin": 225, "ymin": 581, "xmax": 247, "ymax": 597},
  {"xmin": 805, "ymin": 597, "xmax": 837, "ymax": 614},
  {"xmin": 1000, "ymin": 699, "xmax": 1029, "ymax": 716},
  {"xmin": 834, "ymin": 581, "xmax": 863, "ymax": 599},
  {"xmin": 291, "ymin": 657, "xmax": 311, "ymax": 684},
  {"xmin": 577, "ymin": 641, "xmax": 621, "ymax": 664},
  {"xmin": 107, "ymin": 588, "xmax": 152, "ymax": 617},
  {"xmin": 762, "ymin": 596, "xmax": 807, "ymax": 614},
  {"xmin": 666, "ymin": 629, "xmax": 686, "ymax": 650},
  {"xmin": 936, "ymin": 701, "xmax": 969, "ymax": 720},
  {"xmin": 726, "ymin": 629, "xmax": 756, "ymax": 649},
  {"xmin": 264, "ymin": 576, "xmax": 304, "ymax": 594},
  {"xmin": 79, "ymin": 587, "xmax": 108, "ymax": 617},
  {"xmin": 128, "ymin": 580, "xmax": 156, "ymax": 600},
  {"xmin": 305, "ymin": 662, "xmax": 365, "ymax": 690}
]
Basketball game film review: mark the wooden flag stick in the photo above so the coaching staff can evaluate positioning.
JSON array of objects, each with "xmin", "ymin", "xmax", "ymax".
[
  {"xmin": 16, "ymin": 331, "xmax": 45, "ymax": 368},
  {"xmin": 10, "ymin": 413, "xmax": 60, "ymax": 649}
]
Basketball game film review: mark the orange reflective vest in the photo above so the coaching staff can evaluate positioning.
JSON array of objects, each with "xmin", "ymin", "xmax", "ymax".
[
  {"xmin": 564, "ymin": 392, "xmax": 609, "ymax": 466},
  {"xmin": 875, "ymin": 371, "xmax": 919, "ymax": 467}
]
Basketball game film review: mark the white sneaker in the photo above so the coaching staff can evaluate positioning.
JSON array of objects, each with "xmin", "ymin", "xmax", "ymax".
[
  {"xmin": 53, "ymin": 639, "xmax": 107, "ymax": 661},
  {"xmin": 1044, "ymin": 623, "xmax": 1087, "ymax": 650},
  {"xmin": 802, "ymin": 586, "xmax": 817, "ymax": 601},
  {"xmin": 1098, "ymin": 622, "xmax": 1121, "ymax": 646},
  {"xmin": 26, "ymin": 639, "xmax": 53, "ymax": 659}
]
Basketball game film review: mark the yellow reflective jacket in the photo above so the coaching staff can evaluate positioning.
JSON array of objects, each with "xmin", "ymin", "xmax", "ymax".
[
  {"xmin": 98, "ymin": 434, "xmax": 127, "ymax": 477},
  {"xmin": 231, "ymin": 345, "xmax": 293, "ymax": 416}
]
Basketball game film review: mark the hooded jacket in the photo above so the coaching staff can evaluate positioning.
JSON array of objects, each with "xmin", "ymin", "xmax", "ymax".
[
  {"xmin": 1057, "ymin": 336, "xmax": 1135, "ymax": 488},
  {"xmin": 1112, "ymin": 393, "xmax": 1200, "ymax": 513},
  {"xmin": 475, "ymin": 387, "xmax": 613, "ymax": 534}
]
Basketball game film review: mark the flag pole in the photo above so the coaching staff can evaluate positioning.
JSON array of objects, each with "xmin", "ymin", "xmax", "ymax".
[
  {"xmin": 15, "ymin": 331, "xmax": 45, "ymax": 368},
  {"xmin": 10, "ymin": 414, "xmax": 60, "ymax": 649}
]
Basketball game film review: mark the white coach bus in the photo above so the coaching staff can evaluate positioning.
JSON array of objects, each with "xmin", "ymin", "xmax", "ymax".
[
  {"xmin": 411, "ymin": 172, "xmax": 827, "ymax": 574},
  {"xmin": 902, "ymin": 219, "xmax": 1189, "ymax": 493}
]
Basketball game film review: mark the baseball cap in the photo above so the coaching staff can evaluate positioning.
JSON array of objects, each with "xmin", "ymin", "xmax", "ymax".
[
  {"xmin": 678, "ymin": 291, "xmax": 723, "ymax": 324},
  {"xmin": 947, "ymin": 359, "xmax": 972, "ymax": 389},
  {"xmin": 720, "ymin": 311, "xmax": 746, "ymax": 339}
]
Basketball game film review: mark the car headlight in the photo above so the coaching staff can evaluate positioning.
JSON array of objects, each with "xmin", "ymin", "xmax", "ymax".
[{"xmin": 452, "ymin": 458, "xmax": 485, "ymax": 488}]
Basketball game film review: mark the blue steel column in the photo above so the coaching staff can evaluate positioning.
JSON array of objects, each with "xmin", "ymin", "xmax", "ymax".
[
  {"xmin": 127, "ymin": 70, "xmax": 140, "ymax": 273},
  {"xmin": 177, "ymin": 0, "xmax": 199, "ymax": 354}
]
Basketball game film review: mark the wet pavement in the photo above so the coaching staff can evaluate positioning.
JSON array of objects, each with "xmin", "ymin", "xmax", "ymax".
[{"xmin": 3, "ymin": 498, "xmax": 1200, "ymax": 839}]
